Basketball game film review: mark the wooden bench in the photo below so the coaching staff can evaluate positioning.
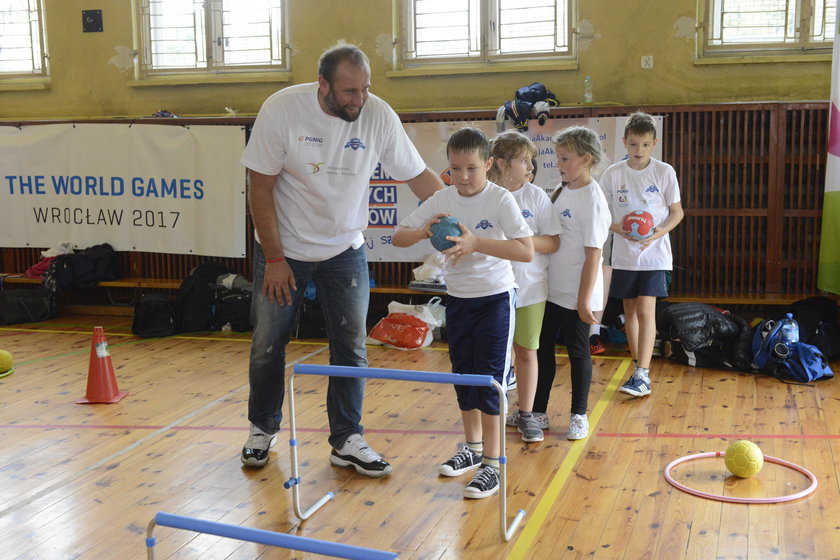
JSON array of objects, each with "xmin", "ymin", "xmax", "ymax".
[{"xmin": 662, "ymin": 293, "xmax": 823, "ymax": 306}]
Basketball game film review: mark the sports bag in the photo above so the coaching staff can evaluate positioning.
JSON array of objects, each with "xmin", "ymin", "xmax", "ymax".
[
  {"xmin": 210, "ymin": 288, "xmax": 252, "ymax": 332},
  {"xmin": 132, "ymin": 293, "xmax": 176, "ymax": 338},
  {"xmin": 175, "ymin": 262, "xmax": 233, "ymax": 333},
  {"xmin": 751, "ymin": 319, "xmax": 833, "ymax": 382},
  {"xmin": 51, "ymin": 243, "xmax": 120, "ymax": 291},
  {"xmin": 0, "ymin": 288, "xmax": 54, "ymax": 325}
]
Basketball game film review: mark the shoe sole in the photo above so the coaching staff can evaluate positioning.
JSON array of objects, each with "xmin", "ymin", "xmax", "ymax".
[
  {"xmin": 567, "ymin": 432, "xmax": 588, "ymax": 440},
  {"xmin": 518, "ymin": 427, "xmax": 544, "ymax": 442},
  {"xmin": 240, "ymin": 434, "xmax": 278, "ymax": 467},
  {"xmin": 438, "ymin": 462, "xmax": 480, "ymax": 477},
  {"xmin": 329, "ymin": 454, "xmax": 392, "ymax": 478},
  {"xmin": 463, "ymin": 485, "xmax": 500, "ymax": 499}
]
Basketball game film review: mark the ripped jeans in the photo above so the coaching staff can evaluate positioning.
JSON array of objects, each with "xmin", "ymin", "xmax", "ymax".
[{"xmin": 247, "ymin": 242, "xmax": 369, "ymax": 449}]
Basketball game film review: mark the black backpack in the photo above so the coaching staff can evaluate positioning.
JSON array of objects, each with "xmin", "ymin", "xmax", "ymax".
[
  {"xmin": 210, "ymin": 287, "xmax": 253, "ymax": 332},
  {"xmin": 51, "ymin": 243, "xmax": 121, "ymax": 291},
  {"xmin": 175, "ymin": 262, "xmax": 233, "ymax": 333},
  {"xmin": 132, "ymin": 293, "xmax": 176, "ymax": 338}
]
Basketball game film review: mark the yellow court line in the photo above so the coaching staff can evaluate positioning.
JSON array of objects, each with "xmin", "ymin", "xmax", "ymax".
[{"xmin": 507, "ymin": 358, "xmax": 632, "ymax": 559}]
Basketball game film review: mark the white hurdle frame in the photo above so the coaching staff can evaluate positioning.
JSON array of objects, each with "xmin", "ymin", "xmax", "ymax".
[{"xmin": 284, "ymin": 364, "xmax": 526, "ymax": 541}]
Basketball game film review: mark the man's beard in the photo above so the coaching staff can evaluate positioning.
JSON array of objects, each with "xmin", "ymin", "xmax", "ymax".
[{"xmin": 324, "ymin": 87, "xmax": 363, "ymax": 122}]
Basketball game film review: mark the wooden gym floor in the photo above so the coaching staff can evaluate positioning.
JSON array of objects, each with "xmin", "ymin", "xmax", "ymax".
[{"xmin": 1, "ymin": 314, "xmax": 839, "ymax": 559}]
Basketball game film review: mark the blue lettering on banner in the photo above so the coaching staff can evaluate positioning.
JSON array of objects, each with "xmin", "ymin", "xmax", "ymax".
[
  {"xmin": 368, "ymin": 207, "xmax": 397, "ymax": 228},
  {"xmin": 380, "ymin": 235, "xmax": 393, "ymax": 245},
  {"xmin": 369, "ymin": 185, "xmax": 397, "ymax": 204},
  {"xmin": 370, "ymin": 163, "xmax": 394, "ymax": 181}
]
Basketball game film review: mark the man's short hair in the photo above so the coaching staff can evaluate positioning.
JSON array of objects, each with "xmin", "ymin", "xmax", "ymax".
[
  {"xmin": 446, "ymin": 127, "xmax": 491, "ymax": 160},
  {"xmin": 318, "ymin": 42, "xmax": 370, "ymax": 84},
  {"xmin": 624, "ymin": 111, "xmax": 657, "ymax": 140}
]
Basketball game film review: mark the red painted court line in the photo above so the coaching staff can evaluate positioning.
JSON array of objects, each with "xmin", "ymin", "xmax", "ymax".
[
  {"xmin": 0, "ymin": 423, "xmax": 473, "ymax": 436},
  {"xmin": 598, "ymin": 432, "xmax": 840, "ymax": 440}
]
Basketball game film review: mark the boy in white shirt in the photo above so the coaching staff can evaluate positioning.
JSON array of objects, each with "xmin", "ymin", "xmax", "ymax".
[
  {"xmin": 392, "ymin": 127, "xmax": 533, "ymax": 498},
  {"xmin": 601, "ymin": 112, "xmax": 684, "ymax": 397}
]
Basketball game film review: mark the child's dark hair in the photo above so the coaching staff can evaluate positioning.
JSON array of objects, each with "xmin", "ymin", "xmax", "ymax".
[
  {"xmin": 624, "ymin": 111, "xmax": 657, "ymax": 140},
  {"xmin": 550, "ymin": 126, "xmax": 602, "ymax": 202},
  {"xmin": 488, "ymin": 130, "xmax": 537, "ymax": 183},
  {"xmin": 447, "ymin": 127, "xmax": 491, "ymax": 160}
]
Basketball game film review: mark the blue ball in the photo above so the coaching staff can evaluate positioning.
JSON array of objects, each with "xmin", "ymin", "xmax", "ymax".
[{"xmin": 429, "ymin": 216, "xmax": 461, "ymax": 251}]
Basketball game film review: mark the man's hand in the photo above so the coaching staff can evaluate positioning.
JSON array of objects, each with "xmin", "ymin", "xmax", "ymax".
[{"xmin": 262, "ymin": 260, "xmax": 297, "ymax": 305}]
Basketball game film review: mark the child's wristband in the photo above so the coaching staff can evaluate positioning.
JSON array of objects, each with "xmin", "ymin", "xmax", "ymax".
[{"xmin": 266, "ymin": 256, "xmax": 285, "ymax": 264}]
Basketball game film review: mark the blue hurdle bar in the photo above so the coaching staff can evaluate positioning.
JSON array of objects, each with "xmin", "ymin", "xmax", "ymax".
[
  {"xmin": 145, "ymin": 511, "xmax": 397, "ymax": 560},
  {"xmin": 287, "ymin": 364, "xmax": 526, "ymax": 541}
]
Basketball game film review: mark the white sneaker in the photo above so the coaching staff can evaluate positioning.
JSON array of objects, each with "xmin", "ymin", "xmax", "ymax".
[
  {"xmin": 330, "ymin": 433, "xmax": 392, "ymax": 478},
  {"xmin": 567, "ymin": 414, "xmax": 589, "ymax": 440},
  {"xmin": 241, "ymin": 424, "xmax": 278, "ymax": 467}
]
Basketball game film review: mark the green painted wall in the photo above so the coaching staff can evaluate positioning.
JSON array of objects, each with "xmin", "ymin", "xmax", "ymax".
[{"xmin": 0, "ymin": 0, "xmax": 831, "ymax": 120}]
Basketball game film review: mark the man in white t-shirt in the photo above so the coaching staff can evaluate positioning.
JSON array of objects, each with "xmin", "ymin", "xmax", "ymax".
[{"xmin": 239, "ymin": 43, "xmax": 443, "ymax": 476}]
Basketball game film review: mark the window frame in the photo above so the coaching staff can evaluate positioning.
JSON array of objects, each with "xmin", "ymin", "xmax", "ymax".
[
  {"xmin": 700, "ymin": 0, "xmax": 836, "ymax": 58},
  {"xmin": 134, "ymin": 0, "xmax": 290, "ymax": 78},
  {"xmin": 399, "ymin": 0, "xmax": 576, "ymax": 68},
  {"xmin": 0, "ymin": 0, "xmax": 49, "ymax": 82}
]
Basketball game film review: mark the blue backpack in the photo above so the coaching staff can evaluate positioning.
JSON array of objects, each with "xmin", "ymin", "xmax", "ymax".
[{"xmin": 751, "ymin": 319, "xmax": 834, "ymax": 382}]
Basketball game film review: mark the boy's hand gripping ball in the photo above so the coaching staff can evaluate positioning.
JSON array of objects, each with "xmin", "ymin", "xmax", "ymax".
[
  {"xmin": 622, "ymin": 210, "xmax": 655, "ymax": 240},
  {"xmin": 429, "ymin": 216, "xmax": 462, "ymax": 252},
  {"xmin": 724, "ymin": 440, "xmax": 764, "ymax": 478}
]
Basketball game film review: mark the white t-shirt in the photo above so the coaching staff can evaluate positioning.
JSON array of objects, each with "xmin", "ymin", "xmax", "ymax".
[
  {"xmin": 241, "ymin": 82, "xmax": 426, "ymax": 261},
  {"xmin": 509, "ymin": 183, "xmax": 563, "ymax": 307},
  {"xmin": 547, "ymin": 181, "xmax": 611, "ymax": 311},
  {"xmin": 399, "ymin": 182, "xmax": 532, "ymax": 299},
  {"xmin": 600, "ymin": 158, "xmax": 681, "ymax": 271}
]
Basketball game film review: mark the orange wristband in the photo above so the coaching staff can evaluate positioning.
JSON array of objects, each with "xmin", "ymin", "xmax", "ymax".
[{"xmin": 266, "ymin": 256, "xmax": 285, "ymax": 264}]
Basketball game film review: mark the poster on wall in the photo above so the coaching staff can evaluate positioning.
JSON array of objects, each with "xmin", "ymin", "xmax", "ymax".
[
  {"xmin": 0, "ymin": 123, "xmax": 247, "ymax": 258},
  {"xmin": 364, "ymin": 116, "xmax": 663, "ymax": 262}
]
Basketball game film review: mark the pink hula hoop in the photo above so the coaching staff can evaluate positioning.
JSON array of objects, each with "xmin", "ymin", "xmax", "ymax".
[{"xmin": 664, "ymin": 451, "xmax": 818, "ymax": 504}]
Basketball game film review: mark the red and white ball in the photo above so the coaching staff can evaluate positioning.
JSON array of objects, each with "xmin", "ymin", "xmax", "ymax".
[{"xmin": 622, "ymin": 210, "xmax": 655, "ymax": 240}]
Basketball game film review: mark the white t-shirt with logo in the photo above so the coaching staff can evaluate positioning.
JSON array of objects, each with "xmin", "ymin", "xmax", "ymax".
[
  {"xmin": 600, "ymin": 158, "xmax": 681, "ymax": 271},
  {"xmin": 398, "ymin": 182, "xmax": 532, "ymax": 299},
  {"xmin": 241, "ymin": 82, "xmax": 426, "ymax": 261},
  {"xmin": 509, "ymin": 182, "xmax": 563, "ymax": 307},
  {"xmin": 547, "ymin": 181, "xmax": 611, "ymax": 311}
]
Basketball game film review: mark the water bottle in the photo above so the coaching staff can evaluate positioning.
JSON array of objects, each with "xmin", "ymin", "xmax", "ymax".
[
  {"xmin": 583, "ymin": 75, "xmax": 593, "ymax": 104},
  {"xmin": 779, "ymin": 313, "xmax": 800, "ymax": 355}
]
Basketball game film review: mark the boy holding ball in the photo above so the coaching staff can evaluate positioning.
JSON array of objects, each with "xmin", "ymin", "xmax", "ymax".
[
  {"xmin": 393, "ymin": 127, "xmax": 533, "ymax": 498},
  {"xmin": 601, "ymin": 112, "xmax": 684, "ymax": 397}
]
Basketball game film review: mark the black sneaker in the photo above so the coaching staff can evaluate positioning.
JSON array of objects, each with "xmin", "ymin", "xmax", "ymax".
[
  {"xmin": 438, "ymin": 445, "xmax": 482, "ymax": 477},
  {"xmin": 506, "ymin": 366, "xmax": 517, "ymax": 391},
  {"xmin": 329, "ymin": 433, "xmax": 392, "ymax": 478},
  {"xmin": 241, "ymin": 424, "xmax": 278, "ymax": 467},
  {"xmin": 463, "ymin": 465, "xmax": 500, "ymax": 499}
]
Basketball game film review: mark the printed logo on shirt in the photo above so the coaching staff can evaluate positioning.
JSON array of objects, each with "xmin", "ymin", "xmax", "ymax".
[
  {"xmin": 522, "ymin": 208, "xmax": 534, "ymax": 219},
  {"xmin": 645, "ymin": 185, "xmax": 660, "ymax": 193},
  {"xmin": 344, "ymin": 137, "xmax": 366, "ymax": 150},
  {"xmin": 617, "ymin": 186, "xmax": 630, "ymax": 207},
  {"xmin": 560, "ymin": 208, "xmax": 572, "ymax": 218},
  {"xmin": 475, "ymin": 219, "xmax": 494, "ymax": 230},
  {"xmin": 299, "ymin": 136, "xmax": 326, "ymax": 147},
  {"xmin": 307, "ymin": 162, "xmax": 324, "ymax": 174}
]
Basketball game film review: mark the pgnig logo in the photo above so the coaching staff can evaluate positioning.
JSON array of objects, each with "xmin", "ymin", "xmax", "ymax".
[
  {"xmin": 475, "ymin": 220, "xmax": 493, "ymax": 230},
  {"xmin": 344, "ymin": 137, "xmax": 366, "ymax": 150}
]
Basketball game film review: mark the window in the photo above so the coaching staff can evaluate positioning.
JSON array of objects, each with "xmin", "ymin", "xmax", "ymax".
[
  {"xmin": 402, "ymin": 0, "xmax": 572, "ymax": 65},
  {"xmin": 137, "ymin": 0, "xmax": 287, "ymax": 74},
  {"xmin": 704, "ymin": 0, "xmax": 836, "ymax": 54},
  {"xmin": 0, "ymin": 0, "xmax": 48, "ymax": 77}
]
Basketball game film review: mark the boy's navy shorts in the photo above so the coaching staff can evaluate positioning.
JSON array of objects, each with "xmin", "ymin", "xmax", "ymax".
[
  {"xmin": 445, "ymin": 289, "xmax": 515, "ymax": 415},
  {"xmin": 610, "ymin": 269, "xmax": 669, "ymax": 299}
]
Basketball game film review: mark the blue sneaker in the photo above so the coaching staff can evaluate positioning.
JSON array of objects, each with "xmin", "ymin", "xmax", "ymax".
[{"xmin": 619, "ymin": 371, "xmax": 651, "ymax": 397}]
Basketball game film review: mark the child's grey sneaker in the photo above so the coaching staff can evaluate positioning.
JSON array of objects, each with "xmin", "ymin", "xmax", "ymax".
[
  {"xmin": 438, "ymin": 444, "xmax": 482, "ymax": 477},
  {"xmin": 241, "ymin": 424, "xmax": 278, "ymax": 467},
  {"xmin": 330, "ymin": 433, "xmax": 392, "ymax": 478},
  {"xmin": 567, "ymin": 413, "xmax": 589, "ymax": 440},
  {"xmin": 463, "ymin": 465, "xmax": 500, "ymax": 499},
  {"xmin": 517, "ymin": 414, "xmax": 544, "ymax": 442},
  {"xmin": 506, "ymin": 409, "xmax": 549, "ymax": 430},
  {"xmin": 619, "ymin": 371, "xmax": 651, "ymax": 397}
]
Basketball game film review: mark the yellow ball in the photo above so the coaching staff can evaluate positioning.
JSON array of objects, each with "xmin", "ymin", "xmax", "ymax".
[
  {"xmin": 724, "ymin": 440, "xmax": 764, "ymax": 478},
  {"xmin": 0, "ymin": 349, "xmax": 12, "ymax": 374}
]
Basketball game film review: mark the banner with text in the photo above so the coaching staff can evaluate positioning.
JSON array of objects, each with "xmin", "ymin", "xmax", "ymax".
[
  {"xmin": 0, "ymin": 123, "xmax": 247, "ymax": 258},
  {"xmin": 364, "ymin": 116, "xmax": 662, "ymax": 262}
]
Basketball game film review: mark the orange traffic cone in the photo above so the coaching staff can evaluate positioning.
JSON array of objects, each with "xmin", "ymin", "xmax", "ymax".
[{"xmin": 76, "ymin": 326, "xmax": 128, "ymax": 404}]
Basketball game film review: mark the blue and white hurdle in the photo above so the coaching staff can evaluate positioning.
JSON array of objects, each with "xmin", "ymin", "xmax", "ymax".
[
  {"xmin": 145, "ymin": 511, "xmax": 397, "ymax": 559},
  {"xmin": 285, "ymin": 364, "xmax": 526, "ymax": 541}
]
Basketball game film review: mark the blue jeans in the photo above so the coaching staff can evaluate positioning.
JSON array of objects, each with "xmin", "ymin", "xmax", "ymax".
[{"xmin": 248, "ymin": 242, "xmax": 369, "ymax": 449}]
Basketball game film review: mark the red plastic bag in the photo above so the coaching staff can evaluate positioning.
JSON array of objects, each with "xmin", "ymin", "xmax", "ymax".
[{"xmin": 368, "ymin": 312, "xmax": 431, "ymax": 349}]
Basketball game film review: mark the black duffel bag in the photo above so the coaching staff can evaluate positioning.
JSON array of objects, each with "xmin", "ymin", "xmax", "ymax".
[{"xmin": 0, "ymin": 288, "xmax": 55, "ymax": 325}]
